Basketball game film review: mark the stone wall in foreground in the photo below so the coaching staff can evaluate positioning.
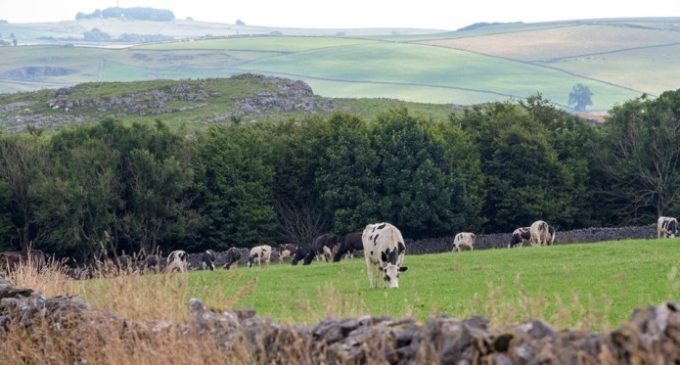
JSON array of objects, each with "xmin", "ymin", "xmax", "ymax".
[{"xmin": 0, "ymin": 274, "xmax": 679, "ymax": 364}]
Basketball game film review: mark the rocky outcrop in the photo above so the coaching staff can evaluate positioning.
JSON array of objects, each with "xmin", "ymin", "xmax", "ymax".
[{"xmin": 1, "ymin": 274, "xmax": 679, "ymax": 364}]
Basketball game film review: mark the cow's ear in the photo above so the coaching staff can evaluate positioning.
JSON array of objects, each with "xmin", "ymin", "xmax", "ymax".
[
  {"xmin": 399, "ymin": 266, "xmax": 408, "ymax": 272},
  {"xmin": 380, "ymin": 251, "xmax": 388, "ymax": 262}
]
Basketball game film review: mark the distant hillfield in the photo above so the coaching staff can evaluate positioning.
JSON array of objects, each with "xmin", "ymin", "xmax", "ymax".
[{"xmin": 2, "ymin": 17, "xmax": 680, "ymax": 111}]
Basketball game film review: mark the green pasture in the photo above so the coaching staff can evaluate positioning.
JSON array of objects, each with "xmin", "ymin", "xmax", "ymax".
[
  {"xmin": 238, "ymin": 42, "xmax": 640, "ymax": 110},
  {"xmin": 179, "ymin": 239, "xmax": 680, "ymax": 330}
]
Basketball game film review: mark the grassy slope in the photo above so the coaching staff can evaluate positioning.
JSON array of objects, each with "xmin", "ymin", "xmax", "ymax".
[
  {"xmin": 419, "ymin": 24, "xmax": 680, "ymax": 62},
  {"xmin": 543, "ymin": 44, "xmax": 680, "ymax": 95},
  {"xmin": 0, "ymin": 77, "xmax": 456, "ymax": 130},
  {"xmin": 182, "ymin": 239, "xmax": 680, "ymax": 330},
  {"xmin": 237, "ymin": 42, "xmax": 639, "ymax": 110}
]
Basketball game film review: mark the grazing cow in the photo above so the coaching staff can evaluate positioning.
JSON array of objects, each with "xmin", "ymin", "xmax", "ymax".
[
  {"xmin": 222, "ymin": 247, "xmax": 242, "ymax": 270},
  {"xmin": 333, "ymin": 232, "xmax": 363, "ymax": 262},
  {"xmin": 509, "ymin": 227, "xmax": 531, "ymax": 248},
  {"xmin": 201, "ymin": 249, "xmax": 217, "ymax": 271},
  {"xmin": 144, "ymin": 254, "xmax": 161, "ymax": 272},
  {"xmin": 247, "ymin": 245, "xmax": 272, "ymax": 268},
  {"xmin": 451, "ymin": 232, "xmax": 476, "ymax": 252},
  {"xmin": 312, "ymin": 233, "xmax": 338, "ymax": 262},
  {"xmin": 362, "ymin": 223, "xmax": 408, "ymax": 289},
  {"xmin": 292, "ymin": 234, "xmax": 338, "ymax": 265},
  {"xmin": 530, "ymin": 220, "xmax": 552, "ymax": 246},
  {"xmin": 277, "ymin": 243, "xmax": 297, "ymax": 262},
  {"xmin": 114, "ymin": 254, "xmax": 134, "ymax": 271},
  {"xmin": 291, "ymin": 245, "xmax": 313, "ymax": 266},
  {"xmin": 166, "ymin": 250, "xmax": 188, "ymax": 273},
  {"xmin": 657, "ymin": 216, "xmax": 679, "ymax": 238}
]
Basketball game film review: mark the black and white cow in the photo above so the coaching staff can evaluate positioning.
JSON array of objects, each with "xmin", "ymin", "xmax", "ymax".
[
  {"xmin": 362, "ymin": 223, "xmax": 408, "ymax": 289},
  {"xmin": 247, "ymin": 245, "xmax": 272, "ymax": 268},
  {"xmin": 291, "ymin": 233, "xmax": 338, "ymax": 265},
  {"xmin": 277, "ymin": 243, "xmax": 297, "ymax": 262},
  {"xmin": 509, "ymin": 227, "xmax": 531, "ymax": 248},
  {"xmin": 166, "ymin": 250, "xmax": 188, "ymax": 273},
  {"xmin": 657, "ymin": 216, "xmax": 679, "ymax": 238},
  {"xmin": 333, "ymin": 232, "xmax": 363, "ymax": 262},
  {"xmin": 201, "ymin": 249, "xmax": 217, "ymax": 271},
  {"xmin": 222, "ymin": 247, "xmax": 242, "ymax": 270},
  {"xmin": 451, "ymin": 232, "xmax": 475, "ymax": 252},
  {"xmin": 291, "ymin": 245, "xmax": 313, "ymax": 266},
  {"xmin": 314, "ymin": 233, "xmax": 338, "ymax": 262},
  {"xmin": 530, "ymin": 220, "xmax": 556, "ymax": 246}
]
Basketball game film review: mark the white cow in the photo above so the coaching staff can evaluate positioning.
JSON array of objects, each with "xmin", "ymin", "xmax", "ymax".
[
  {"xmin": 166, "ymin": 250, "xmax": 188, "ymax": 273},
  {"xmin": 362, "ymin": 223, "xmax": 408, "ymax": 289},
  {"xmin": 657, "ymin": 216, "xmax": 679, "ymax": 238},
  {"xmin": 452, "ymin": 232, "xmax": 475, "ymax": 252},
  {"xmin": 248, "ymin": 245, "xmax": 272, "ymax": 268},
  {"xmin": 529, "ymin": 220, "xmax": 553, "ymax": 246}
]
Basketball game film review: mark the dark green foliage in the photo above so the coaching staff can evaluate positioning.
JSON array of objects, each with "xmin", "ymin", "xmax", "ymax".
[
  {"xmin": 316, "ymin": 113, "xmax": 379, "ymax": 235},
  {"xmin": 602, "ymin": 90, "xmax": 680, "ymax": 221},
  {"xmin": 196, "ymin": 125, "xmax": 278, "ymax": 249},
  {"xmin": 371, "ymin": 109, "xmax": 482, "ymax": 237},
  {"xmin": 456, "ymin": 100, "xmax": 587, "ymax": 232}
]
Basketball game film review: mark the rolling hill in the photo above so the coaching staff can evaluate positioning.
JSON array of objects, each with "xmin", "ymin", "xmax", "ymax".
[
  {"xmin": 0, "ymin": 75, "xmax": 456, "ymax": 132},
  {"xmin": 2, "ymin": 17, "xmax": 680, "ymax": 112}
]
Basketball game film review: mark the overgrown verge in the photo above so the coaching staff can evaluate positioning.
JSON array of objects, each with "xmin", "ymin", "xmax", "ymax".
[{"xmin": 1, "ymin": 270, "xmax": 679, "ymax": 364}]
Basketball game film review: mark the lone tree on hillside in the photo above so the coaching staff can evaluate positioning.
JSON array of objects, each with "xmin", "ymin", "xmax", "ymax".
[{"xmin": 569, "ymin": 84, "xmax": 593, "ymax": 112}]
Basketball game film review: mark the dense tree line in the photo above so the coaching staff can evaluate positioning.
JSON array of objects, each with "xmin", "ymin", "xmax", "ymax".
[{"xmin": 1, "ymin": 91, "xmax": 679, "ymax": 261}]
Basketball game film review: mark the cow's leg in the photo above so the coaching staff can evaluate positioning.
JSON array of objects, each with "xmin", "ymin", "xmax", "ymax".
[{"xmin": 365, "ymin": 257, "xmax": 373, "ymax": 288}]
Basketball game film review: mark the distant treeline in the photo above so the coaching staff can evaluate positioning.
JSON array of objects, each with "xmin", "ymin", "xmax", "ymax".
[
  {"xmin": 76, "ymin": 7, "xmax": 175, "ymax": 22},
  {"xmin": 82, "ymin": 28, "xmax": 173, "ymax": 42},
  {"xmin": 1, "ymin": 91, "xmax": 679, "ymax": 261}
]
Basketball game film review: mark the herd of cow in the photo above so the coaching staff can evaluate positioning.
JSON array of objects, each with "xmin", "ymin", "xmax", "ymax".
[{"xmin": 1, "ymin": 216, "xmax": 678, "ymax": 288}]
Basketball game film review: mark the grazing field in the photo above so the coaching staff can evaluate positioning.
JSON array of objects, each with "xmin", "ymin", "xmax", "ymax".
[
  {"xmin": 420, "ymin": 24, "xmax": 680, "ymax": 62},
  {"xmin": 544, "ymin": 43, "xmax": 680, "ymax": 95},
  {"xmin": 29, "ymin": 239, "xmax": 680, "ymax": 332},
  {"xmin": 238, "ymin": 42, "xmax": 639, "ymax": 110}
]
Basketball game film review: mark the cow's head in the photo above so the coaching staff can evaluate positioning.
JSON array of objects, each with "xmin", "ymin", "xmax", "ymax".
[
  {"xmin": 381, "ymin": 262, "xmax": 408, "ymax": 288},
  {"xmin": 247, "ymin": 255, "xmax": 255, "ymax": 268},
  {"xmin": 291, "ymin": 247, "xmax": 306, "ymax": 266},
  {"xmin": 380, "ymin": 248, "xmax": 407, "ymax": 288}
]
